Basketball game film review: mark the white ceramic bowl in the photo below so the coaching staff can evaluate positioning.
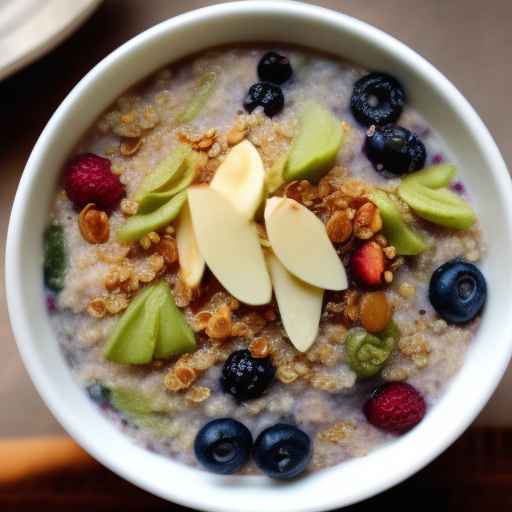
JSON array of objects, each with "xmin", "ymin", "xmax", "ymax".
[{"xmin": 6, "ymin": 2, "xmax": 512, "ymax": 510}]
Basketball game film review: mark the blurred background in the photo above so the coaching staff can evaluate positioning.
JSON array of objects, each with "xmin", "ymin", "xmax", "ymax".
[{"xmin": 0, "ymin": 0, "xmax": 510, "ymax": 509}]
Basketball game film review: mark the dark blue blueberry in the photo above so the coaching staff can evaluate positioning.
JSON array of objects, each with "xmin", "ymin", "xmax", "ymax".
[
  {"xmin": 253, "ymin": 424, "xmax": 311, "ymax": 480},
  {"xmin": 429, "ymin": 259, "xmax": 487, "ymax": 324},
  {"xmin": 221, "ymin": 349, "xmax": 275, "ymax": 401},
  {"xmin": 243, "ymin": 82, "xmax": 284, "ymax": 117},
  {"xmin": 86, "ymin": 382, "xmax": 111, "ymax": 408},
  {"xmin": 194, "ymin": 418, "xmax": 253, "ymax": 474},
  {"xmin": 257, "ymin": 51, "xmax": 293, "ymax": 84},
  {"xmin": 364, "ymin": 125, "xmax": 426, "ymax": 176},
  {"xmin": 350, "ymin": 72, "xmax": 406, "ymax": 127}
]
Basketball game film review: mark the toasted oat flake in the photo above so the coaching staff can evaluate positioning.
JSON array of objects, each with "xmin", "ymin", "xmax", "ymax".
[
  {"xmin": 174, "ymin": 277, "xmax": 193, "ymax": 307},
  {"xmin": 186, "ymin": 386, "xmax": 211, "ymax": 403},
  {"xmin": 120, "ymin": 199, "xmax": 139, "ymax": 216},
  {"xmin": 104, "ymin": 269, "xmax": 120, "ymax": 291},
  {"xmin": 87, "ymin": 298, "xmax": 107, "ymax": 318},
  {"xmin": 383, "ymin": 246, "xmax": 397, "ymax": 259},
  {"xmin": 96, "ymin": 244, "xmax": 130, "ymax": 263},
  {"xmin": 399, "ymin": 334, "xmax": 430, "ymax": 357},
  {"xmin": 232, "ymin": 322, "xmax": 250, "ymax": 337},
  {"xmin": 118, "ymin": 265, "xmax": 132, "ymax": 283},
  {"xmin": 148, "ymin": 253, "xmax": 165, "ymax": 273},
  {"xmin": 206, "ymin": 304, "xmax": 232, "ymax": 340},
  {"xmin": 120, "ymin": 137, "xmax": 143, "ymax": 156},
  {"xmin": 277, "ymin": 366, "xmax": 299, "ymax": 384},
  {"xmin": 318, "ymin": 421, "xmax": 356, "ymax": 444},
  {"xmin": 208, "ymin": 142, "xmax": 222, "ymax": 158},
  {"xmin": 241, "ymin": 312, "xmax": 266, "ymax": 335},
  {"xmin": 139, "ymin": 235, "xmax": 152, "ymax": 250},
  {"xmin": 193, "ymin": 311, "xmax": 212, "ymax": 332},
  {"xmin": 227, "ymin": 124, "xmax": 248, "ymax": 146},
  {"xmin": 398, "ymin": 282, "xmax": 416, "ymax": 299},
  {"xmin": 165, "ymin": 366, "xmax": 197, "ymax": 392},
  {"xmin": 105, "ymin": 294, "xmax": 129, "ymax": 314},
  {"xmin": 249, "ymin": 337, "xmax": 270, "ymax": 358},
  {"xmin": 326, "ymin": 211, "xmax": 353, "ymax": 244},
  {"xmin": 354, "ymin": 202, "xmax": 381, "ymax": 240},
  {"xmin": 155, "ymin": 237, "xmax": 178, "ymax": 264},
  {"xmin": 382, "ymin": 366, "xmax": 410, "ymax": 381},
  {"xmin": 148, "ymin": 232, "xmax": 161, "ymax": 244},
  {"xmin": 79, "ymin": 204, "xmax": 109, "ymax": 244},
  {"xmin": 293, "ymin": 360, "xmax": 310, "ymax": 377},
  {"xmin": 137, "ymin": 269, "xmax": 156, "ymax": 284}
]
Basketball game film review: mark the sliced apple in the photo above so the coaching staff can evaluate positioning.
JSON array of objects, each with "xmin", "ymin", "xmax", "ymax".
[
  {"xmin": 104, "ymin": 285, "xmax": 159, "ymax": 365},
  {"xmin": 176, "ymin": 202, "xmax": 205, "ymax": 288},
  {"xmin": 266, "ymin": 251, "xmax": 323, "ymax": 352},
  {"xmin": 137, "ymin": 161, "xmax": 196, "ymax": 214},
  {"xmin": 104, "ymin": 281, "xmax": 196, "ymax": 364},
  {"xmin": 118, "ymin": 190, "xmax": 187, "ymax": 242},
  {"xmin": 283, "ymin": 101, "xmax": 344, "ymax": 183},
  {"xmin": 176, "ymin": 71, "xmax": 218, "ymax": 124},
  {"xmin": 369, "ymin": 190, "xmax": 428, "ymax": 255},
  {"xmin": 265, "ymin": 197, "xmax": 347, "ymax": 290},
  {"xmin": 210, "ymin": 140, "xmax": 265, "ymax": 219},
  {"xmin": 188, "ymin": 186, "xmax": 271, "ymax": 305},
  {"xmin": 398, "ymin": 181, "xmax": 476, "ymax": 230},
  {"xmin": 134, "ymin": 144, "xmax": 192, "ymax": 203},
  {"xmin": 401, "ymin": 164, "xmax": 456, "ymax": 189},
  {"xmin": 151, "ymin": 281, "xmax": 196, "ymax": 359}
]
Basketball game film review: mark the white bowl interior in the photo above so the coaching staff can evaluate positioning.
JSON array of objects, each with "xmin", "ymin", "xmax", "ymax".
[{"xmin": 6, "ymin": 2, "xmax": 512, "ymax": 511}]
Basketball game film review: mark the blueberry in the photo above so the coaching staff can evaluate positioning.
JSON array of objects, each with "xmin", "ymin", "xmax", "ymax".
[
  {"xmin": 244, "ymin": 82, "xmax": 284, "ymax": 117},
  {"xmin": 221, "ymin": 349, "xmax": 275, "ymax": 401},
  {"xmin": 257, "ymin": 51, "xmax": 293, "ymax": 84},
  {"xmin": 364, "ymin": 125, "xmax": 426, "ymax": 176},
  {"xmin": 429, "ymin": 259, "xmax": 486, "ymax": 324},
  {"xmin": 350, "ymin": 72, "xmax": 406, "ymax": 127},
  {"xmin": 86, "ymin": 382, "xmax": 111, "ymax": 407},
  {"xmin": 253, "ymin": 424, "xmax": 311, "ymax": 480},
  {"xmin": 194, "ymin": 418, "xmax": 253, "ymax": 474}
]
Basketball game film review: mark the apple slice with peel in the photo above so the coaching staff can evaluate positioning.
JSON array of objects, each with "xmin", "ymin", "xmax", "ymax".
[
  {"xmin": 104, "ymin": 285, "xmax": 158, "ymax": 365},
  {"xmin": 210, "ymin": 140, "xmax": 265, "ymax": 219},
  {"xmin": 398, "ymin": 181, "xmax": 476, "ymax": 230},
  {"xmin": 283, "ymin": 101, "xmax": 344, "ymax": 183},
  {"xmin": 369, "ymin": 190, "xmax": 427, "ymax": 255},
  {"xmin": 188, "ymin": 186, "xmax": 272, "ymax": 305},
  {"xmin": 151, "ymin": 281, "xmax": 196, "ymax": 359},
  {"xmin": 266, "ymin": 251, "xmax": 323, "ymax": 352},
  {"xmin": 401, "ymin": 164, "xmax": 456, "ymax": 189},
  {"xmin": 265, "ymin": 197, "xmax": 347, "ymax": 290},
  {"xmin": 118, "ymin": 190, "xmax": 187, "ymax": 242},
  {"xmin": 176, "ymin": 202, "xmax": 205, "ymax": 288},
  {"xmin": 134, "ymin": 144, "xmax": 192, "ymax": 203}
]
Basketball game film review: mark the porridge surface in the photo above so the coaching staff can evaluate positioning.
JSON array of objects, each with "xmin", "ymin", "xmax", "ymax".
[{"xmin": 46, "ymin": 45, "xmax": 484, "ymax": 474}]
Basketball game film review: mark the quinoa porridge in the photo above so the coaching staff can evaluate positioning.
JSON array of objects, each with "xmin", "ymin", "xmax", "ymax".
[{"xmin": 43, "ymin": 46, "xmax": 486, "ymax": 478}]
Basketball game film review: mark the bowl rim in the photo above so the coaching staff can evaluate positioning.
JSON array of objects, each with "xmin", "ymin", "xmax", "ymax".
[{"xmin": 6, "ymin": 1, "xmax": 512, "ymax": 511}]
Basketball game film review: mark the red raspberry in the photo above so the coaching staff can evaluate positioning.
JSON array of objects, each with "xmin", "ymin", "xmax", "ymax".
[
  {"xmin": 351, "ymin": 241, "xmax": 385, "ymax": 287},
  {"xmin": 364, "ymin": 382, "xmax": 426, "ymax": 434},
  {"xmin": 64, "ymin": 153, "xmax": 124, "ymax": 211}
]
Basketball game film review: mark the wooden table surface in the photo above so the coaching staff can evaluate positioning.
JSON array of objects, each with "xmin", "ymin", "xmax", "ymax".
[{"xmin": 0, "ymin": 0, "xmax": 511, "ymax": 508}]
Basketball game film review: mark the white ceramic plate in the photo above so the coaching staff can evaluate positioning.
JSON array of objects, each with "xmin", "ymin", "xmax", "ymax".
[{"xmin": 0, "ymin": 0, "xmax": 102, "ymax": 81}]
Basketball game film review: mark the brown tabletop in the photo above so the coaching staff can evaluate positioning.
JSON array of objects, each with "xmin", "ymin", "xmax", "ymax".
[{"xmin": 0, "ymin": 0, "xmax": 511, "ymax": 508}]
